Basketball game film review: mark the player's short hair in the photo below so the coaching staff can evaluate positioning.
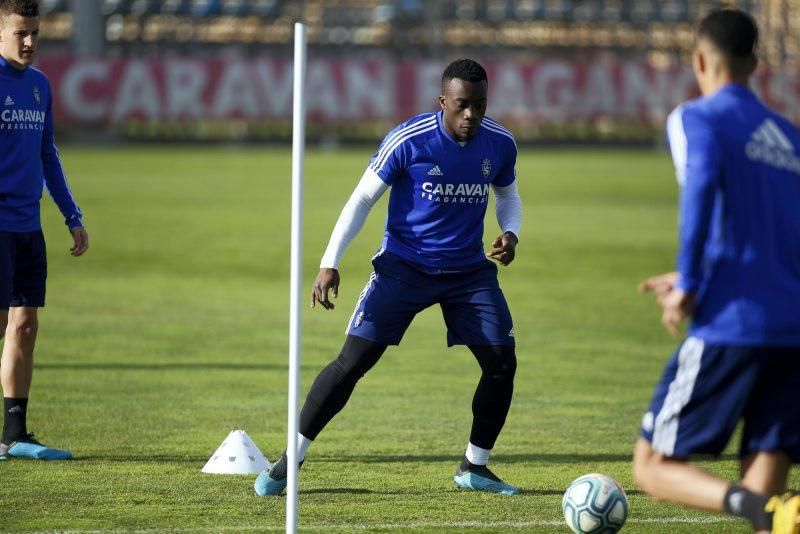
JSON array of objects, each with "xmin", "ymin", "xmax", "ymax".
[
  {"xmin": 697, "ymin": 9, "xmax": 758, "ymax": 73},
  {"xmin": 442, "ymin": 59, "xmax": 488, "ymax": 92},
  {"xmin": 0, "ymin": 0, "xmax": 39, "ymax": 22}
]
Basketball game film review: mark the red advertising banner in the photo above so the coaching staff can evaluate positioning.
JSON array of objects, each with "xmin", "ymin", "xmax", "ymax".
[{"xmin": 35, "ymin": 56, "xmax": 800, "ymax": 141}]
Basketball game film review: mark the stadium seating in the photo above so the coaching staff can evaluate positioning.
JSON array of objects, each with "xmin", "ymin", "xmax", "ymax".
[
  {"xmin": 250, "ymin": 0, "xmax": 284, "ymax": 18},
  {"xmin": 221, "ymin": 0, "xmax": 251, "ymax": 17},
  {"xmin": 660, "ymin": 0, "xmax": 690, "ymax": 23},
  {"xmin": 162, "ymin": 0, "xmax": 192, "ymax": 16},
  {"xmin": 39, "ymin": 0, "xmax": 68, "ymax": 14},
  {"xmin": 37, "ymin": 0, "xmax": 786, "ymax": 61},
  {"xmin": 101, "ymin": 0, "xmax": 129, "ymax": 16},
  {"xmin": 129, "ymin": 0, "xmax": 161, "ymax": 16},
  {"xmin": 190, "ymin": 0, "xmax": 222, "ymax": 18}
]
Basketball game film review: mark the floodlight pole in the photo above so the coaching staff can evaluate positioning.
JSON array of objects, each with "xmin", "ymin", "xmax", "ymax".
[{"xmin": 287, "ymin": 21, "xmax": 307, "ymax": 534}]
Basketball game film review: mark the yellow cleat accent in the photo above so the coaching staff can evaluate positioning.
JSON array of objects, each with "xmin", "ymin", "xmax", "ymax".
[{"xmin": 767, "ymin": 493, "xmax": 800, "ymax": 534}]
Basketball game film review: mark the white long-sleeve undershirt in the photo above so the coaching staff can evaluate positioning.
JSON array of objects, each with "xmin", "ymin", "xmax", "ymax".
[
  {"xmin": 492, "ymin": 181, "xmax": 522, "ymax": 238},
  {"xmin": 320, "ymin": 168, "xmax": 389, "ymax": 269},
  {"xmin": 320, "ymin": 168, "xmax": 523, "ymax": 269}
]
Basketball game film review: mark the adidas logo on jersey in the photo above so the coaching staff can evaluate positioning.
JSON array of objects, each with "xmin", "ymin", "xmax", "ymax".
[
  {"xmin": 4, "ymin": 96, "xmax": 14, "ymax": 106},
  {"xmin": 745, "ymin": 118, "xmax": 800, "ymax": 175},
  {"xmin": 428, "ymin": 165, "xmax": 443, "ymax": 176},
  {"xmin": 752, "ymin": 118, "xmax": 793, "ymax": 150}
]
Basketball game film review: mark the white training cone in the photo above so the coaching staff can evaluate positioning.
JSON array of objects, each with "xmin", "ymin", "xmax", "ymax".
[{"xmin": 201, "ymin": 429, "xmax": 271, "ymax": 475}]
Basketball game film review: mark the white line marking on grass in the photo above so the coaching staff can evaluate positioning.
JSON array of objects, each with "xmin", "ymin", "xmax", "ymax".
[{"xmin": 50, "ymin": 516, "xmax": 739, "ymax": 533}]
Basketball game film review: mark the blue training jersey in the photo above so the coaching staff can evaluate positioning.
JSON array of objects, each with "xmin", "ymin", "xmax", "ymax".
[
  {"xmin": 0, "ymin": 55, "xmax": 82, "ymax": 232},
  {"xmin": 667, "ymin": 83, "xmax": 800, "ymax": 346},
  {"xmin": 368, "ymin": 110, "xmax": 517, "ymax": 269}
]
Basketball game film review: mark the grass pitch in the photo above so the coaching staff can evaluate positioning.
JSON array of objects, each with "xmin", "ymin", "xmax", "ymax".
[{"xmin": 1, "ymin": 146, "xmax": 796, "ymax": 533}]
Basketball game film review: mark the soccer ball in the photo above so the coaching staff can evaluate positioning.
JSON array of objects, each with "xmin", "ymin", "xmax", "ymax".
[{"xmin": 562, "ymin": 473, "xmax": 629, "ymax": 533}]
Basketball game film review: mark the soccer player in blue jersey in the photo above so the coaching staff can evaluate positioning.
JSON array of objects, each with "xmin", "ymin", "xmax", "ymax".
[
  {"xmin": 256, "ymin": 58, "xmax": 522, "ymax": 496},
  {"xmin": 0, "ymin": 0, "xmax": 87, "ymax": 461},
  {"xmin": 633, "ymin": 9, "xmax": 800, "ymax": 533}
]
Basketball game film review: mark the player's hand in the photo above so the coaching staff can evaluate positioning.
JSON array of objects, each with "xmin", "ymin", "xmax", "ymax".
[
  {"xmin": 486, "ymin": 232, "xmax": 518, "ymax": 266},
  {"xmin": 70, "ymin": 226, "xmax": 89, "ymax": 257},
  {"xmin": 311, "ymin": 268, "xmax": 340, "ymax": 310},
  {"xmin": 659, "ymin": 289, "xmax": 694, "ymax": 338},
  {"xmin": 638, "ymin": 272, "xmax": 693, "ymax": 337},
  {"xmin": 637, "ymin": 271, "xmax": 678, "ymax": 300}
]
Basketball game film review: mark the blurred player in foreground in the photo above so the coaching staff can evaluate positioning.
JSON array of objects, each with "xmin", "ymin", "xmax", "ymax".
[
  {"xmin": 0, "ymin": 0, "xmax": 87, "ymax": 461},
  {"xmin": 256, "ymin": 58, "xmax": 522, "ymax": 496},
  {"xmin": 634, "ymin": 9, "xmax": 800, "ymax": 534}
]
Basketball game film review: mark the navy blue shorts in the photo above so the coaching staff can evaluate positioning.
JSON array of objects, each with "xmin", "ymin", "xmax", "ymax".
[
  {"xmin": 0, "ymin": 230, "xmax": 47, "ymax": 310},
  {"xmin": 345, "ymin": 250, "xmax": 515, "ymax": 347},
  {"xmin": 641, "ymin": 337, "xmax": 800, "ymax": 461}
]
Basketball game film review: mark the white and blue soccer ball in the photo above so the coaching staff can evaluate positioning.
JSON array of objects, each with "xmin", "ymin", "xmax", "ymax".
[{"xmin": 562, "ymin": 473, "xmax": 629, "ymax": 533}]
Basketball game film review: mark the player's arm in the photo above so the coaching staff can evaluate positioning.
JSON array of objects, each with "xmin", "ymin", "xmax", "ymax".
[
  {"xmin": 487, "ymin": 137, "xmax": 521, "ymax": 266},
  {"xmin": 639, "ymin": 110, "xmax": 686, "ymax": 324},
  {"xmin": 487, "ymin": 181, "xmax": 521, "ymax": 266},
  {"xmin": 41, "ymin": 88, "xmax": 88, "ymax": 256},
  {"xmin": 311, "ymin": 168, "xmax": 389, "ymax": 310},
  {"xmin": 660, "ymin": 106, "xmax": 721, "ymax": 336}
]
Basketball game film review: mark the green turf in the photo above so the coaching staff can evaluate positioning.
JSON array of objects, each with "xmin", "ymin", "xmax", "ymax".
[{"xmin": 1, "ymin": 147, "xmax": 795, "ymax": 532}]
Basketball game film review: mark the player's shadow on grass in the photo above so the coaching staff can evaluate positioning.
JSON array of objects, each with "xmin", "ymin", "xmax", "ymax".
[
  {"xmin": 298, "ymin": 487, "xmax": 648, "ymax": 497},
  {"xmin": 75, "ymin": 454, "xmax": 210, "ymax": 463},
  {"xmin": 36, "ymin": 362, "xmax": 312, "ymax": 371},
  {"xmin": 518, "ymin": 488, "xmax": 645, "ymax": 497},
  {"xmin": 319, "ymin": 453, "xmax": 739, "ymax": 464},
  {"xmin": 320, "ymin": 453, "xmax": 632, "ymax": 464},
  {"xmin": 301, "ymin": 488, "xmax": 377, "ymax": 495}
]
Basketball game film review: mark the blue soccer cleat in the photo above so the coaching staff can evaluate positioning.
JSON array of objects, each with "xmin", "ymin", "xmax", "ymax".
[
  {"xmin": 254, "ymin": 451, "xmax": 302, "ymax": 497},
  {"xmin": 0, "ymin": 443, "xmax": 8, "ymax": 461},
  {"xmin": 7, "ymin": 434, "xmax": 72, "ymax": 460},
  {"xmin": 453, "ymin": 455, "xmax": 519, "ymax": 495}
]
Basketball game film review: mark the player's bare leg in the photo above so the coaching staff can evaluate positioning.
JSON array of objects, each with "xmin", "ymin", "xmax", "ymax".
[
  {"xmin": 1, "ymin": 307, "xmax": 36, "ymax": 459},
  {"xmin": 632, "ymin": 438, "xmax": 728, "ymax": 512},
  {"xmin": 741, "ymin": 451, "xmax": 791, "ymax": 496},
  {"xmin": 1, "ymin": 306, "xmax": 37, "ymax": 398},
  {"xmin": 633, "ymin": 439, "xmax": 784, "ymax": 531},
  {"xmin": 0, "ymin": 311, "xmax": 6, "ymax": 460},
  {"xmin": 740, "ymin": 451, "xmax": 798, "ymax": 534},
  {"xmin": 1, "ymin": 307, "xmax": 71, "ymax": 460}
]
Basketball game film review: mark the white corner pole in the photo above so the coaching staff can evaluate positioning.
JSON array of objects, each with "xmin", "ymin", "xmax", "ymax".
[{"xmin": 287, "ymin": 21, "xmax": 307, "ymax": 534}]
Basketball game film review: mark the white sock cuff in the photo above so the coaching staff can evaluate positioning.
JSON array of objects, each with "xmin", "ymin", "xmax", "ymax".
[
  {"xmin": 466, "ymin": 442, "xmax": 491, "ymax": 465},
  {"xmin": 297, "ymin": 434, "xmax": 313, "ymax": 461}
]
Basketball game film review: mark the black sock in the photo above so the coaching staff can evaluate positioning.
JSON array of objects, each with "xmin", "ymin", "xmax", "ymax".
[
  {"xmin": 723, "ymin": 485, "xmax": 772, "ymax": 530},
  {"xmin": 2, "ymin": 397, "xmax": 28, "ymax": 444}
]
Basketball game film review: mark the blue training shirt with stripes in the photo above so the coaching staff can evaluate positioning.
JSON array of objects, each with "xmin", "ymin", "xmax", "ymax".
[
  {"xmin": 0, "ymin": 55, "xmax": 82, "ymax": 232},
  {"xmin": 368, "ymin": 110, "xmax": 517, "ymax": 269},
  {"xmin": 667, "ymin": 83, "xmax": 800, "ymax": 346}
]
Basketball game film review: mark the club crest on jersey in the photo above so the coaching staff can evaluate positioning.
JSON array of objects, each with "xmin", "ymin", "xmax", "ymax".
[
  {"xmin": 481, "ymin": 159, "xmax": 492, "ymax": 179},
  {"xmin": 32, "ymin": 86, "xmax": 40, "ymax": 105}
]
